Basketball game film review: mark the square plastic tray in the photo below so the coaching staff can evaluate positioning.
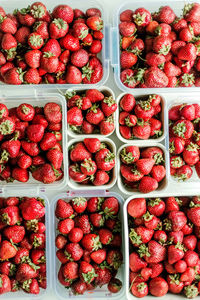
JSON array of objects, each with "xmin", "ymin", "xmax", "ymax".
[
  {"xmin": 66, "ymin": 86, "xmax": 116, "ymax": 138},
  {"xmin": 0, "ymin": 91, "xmax": 67, "ymax": 192},
  {"xmin": 68, "ymin": 137, "xmax": 117, "ymax": 190},
  {"xmin": 50, "ymin": 190, "xmax": 125, "ymax": 300},
  {"xmin": 0, "ymin": 189, "xmax": 50, "ymax": 299},
  {"xmin": 117, "ymin": 143, "xmax": 169, "ymax": 195},
  {"xmin": 0, "ymin": 0, "xmax": 109, "ymax": 89},
  {"xmin": 116, "ymin": 92, "xmax": 166, "ymax": 145},
  {"xmin": 111, "ymin": 0, "xmax": 200, "ymax": 94}
]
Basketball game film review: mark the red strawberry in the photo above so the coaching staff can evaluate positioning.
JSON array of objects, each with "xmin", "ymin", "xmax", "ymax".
[
  {"xmin": 129, "ymin": 226, "xmax": 154, "ymax": 247},
  {"xmin": 139, "ymin": 176, "xmax": 158, "ymax": 193},
  {"xmin": 149, "ymin": 277, "xmax": 168, "ymax": 297},
  {"xmin": 132, "ymin": 120, "xmax": 151, "ymax": 140},
  {"xmin": 175, "ymin": 165, "xmax": 193, "ymax": 181},
  {"xmin": 0, "ymin": 240, "xmax": 17, "ymax": 260},
  {"xmin": 144, "ymin": 66, "xmax": 168, "ymax": 88},
  {"xmin": 82, "ymin": 57, "xmax": 103, "ymax": 84},
  {"xmin": 151, "ymin": 165, "xmax": 166, "ymax": 182},
  {"xmin": 178, "ymin": 43, "xmax": 197, "ymax": 61},
  {"xmin": 0, "ymin": 274, "xmax": 11, "ymax": 294},
  {"xmin": 129, "ymin": 252, "xmax": 147, "ymax": 272},
  {"xmin": 69, "ymin": 164, "xmax": 87, "ymax": 182},
  {"xmin": 183, "ymin": 143, "xmax": 199, "ymax": 166},
  {"xmin": 70, "ymin": 142, "xmax": 91, "ymax": 162},
  {"xmin": 67, "ymin": 107, "xmax": 83, "ymax": 126},
  {"xmin": 168, "ymin": 244, "xmax": 185, "ymax": 264},
  {"xmin": 127, "ymin": 198, "xmax": 146, "ymax": 218},
  {"xmin": 108, "ymin": 278, "xmax": 122, "ymax": 294},
  {"xmin": 49, "ymin": 18, "xmax": 69, "ymax": 39},
  {"xmin": 16, "ymin": 263, "xmax": 38, "ymax": 282},
  {"xmin": 172, "ymin": 120, "xmax": 194, "ymax": 139},
  {"xmin": 120, "ymin": 94, "xmax": 135, "ymax": 112},
  {"xmin": 120, "ymin": 146, "xmax": 140, "ymax": 164},
  {"xmin": 4, "ymin": 67, "xmax": 24, "ymax": 85},
  {"xmin": 95, "ymin": 148, "xmax": 115, "ymax": 171},
  {"xmin": 55, "ymin": 199, "xmax": 73, "ymax": 219},
  {"xmin": 0, "ymin": 206, "xmax": 20, "ymax": 225},
  {"xmin": 136, "ymin": 158, "xmax": 155, "ymax": 175},
  {"xmin": 72, "ymin": 197, "xmax": 87, "ymax": 213},
  {"xmin": 3, "ymin": 225, "xmax": 25, "ymax": 243},
  {"xmin": 20, "ymin": 197, "xmax": 45, "ymax": 220},
  {"xmin": 131, "ymin": 282, "xmax": 148, "ymax": 298},
  {"xmin": 183, "ymin": 3, "xmax": 200, "ymax": 22},
  {"xmin": 58, "ymin": 218, "xmax": 74, "ymax": 234}
]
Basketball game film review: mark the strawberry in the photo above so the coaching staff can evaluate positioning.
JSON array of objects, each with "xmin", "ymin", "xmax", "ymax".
[
  {"xmin": 99, "ymin": 229, "xmax": 113, "ymax": 245},
  {"xmin": 184, "ymin": 284, "xmax": 198, "ymax": 298},
  {"xmin": 79, "ymin": 261, "xmax": 96, "ymax": 284},
  {"xmin": 135, "ymin": 102, "xmax": 155, "ymax": 121},
  {"xmin": 63, "ymin": 261, "xmax": 78, "ymax": 281},
  {"xmin": 169, "ymin": 137, "xmax": 185, "ymax": 154},
  {"xmin": 144, "ymin": 66, "xmax": 169, "ymax": 87},
  {"xmin": 0, "ymin": 240, "xmax": 17, "ymax": 260},
  {"xmin": 129, "ymin": 252, "xmax": 147, "ymax": 272},
  {"xmin": 71, "ymin": 197, "xmax": 87, "ymax": 213},
  {"xmin": 58, "ymin": 218, "xmax": 74, "ymax": 235},
  {"xmin": 146, "ymin": 52, "xmax": 165, "ymax": 67},
  {"xmin": 175, "ymin": 165, "xmax": 193, "ymax": 181},
  {"xmin": 183, "ymin": 143, "xmax": 199, "ymax": 165},
  {"xmin": 75, "ymin": 214, "xmax": 91, "ymax": 234},
  {"xmin": 120, "ymin": 94, "xmax": 135, "ymax": 112},
  {"xmin": 71, "ymin": 280, "xmax": 87, "ymax": 295},
  {"xmin": 129, "ymin": 226, "xmax": 154, "ymax": 247},
  {"xmin": 136, "ymin": 158, "xmax": 155, "ymax": 175},
  {"xmin": 3, "ymin": 225, "xmax": 25, "ymax": 243},
  {"xmin": 69, "ymin": 164, "xmax": 87, "ymax": 182},
  {"xmin": 49, "ymin": 18, "xmax": 69, "ymax": 39},
  {"xmin": 119, "ymin": 21, "xmax": 136, "ymax": 37},
  {"xmin": 65, "ymin": 65, "xmax": 82, "ymax": 84},
  {"xmin": 131, "ymin": 282, "xmax": 148, "ymax": 298},
  {"xmin": 52, "ymin": 5, "xmax": 74, "ymax": 23},
  {"xmin": 108, "ymin": 278, "xmax": 122, "ymax": 294},
  {"xmin": 0, "ymin": 205, "xmax": 20, "ymax": 225},
  {"xmin": 127, "ymin": 198, "xmax": 146, "ymax": 218},
  {"xmin": 16, "ymin": 263, "xmax": 38, "ymax": 282},
  {"xmin": 4, "ymin": 67, "xmax": 24, "ymax": 85},
  {"xmin": 0, "ymin": 274, "xmax": 11, "ymax": 294},
  {"xmin": 149, "ymin": 277, "xmax": 168, "ymax": 297},
  {"xmin": 195, "ymin": 161, "xmax": 200, "ymax": 178},
  {"xmin": 120, "ymin": 146, "xmax": 140, "ymax": 164},
  {"xmin": 95, "ymin": 148, "xmax": 115, "ymax": 171},
  {"xmin": 172, "ymin": 120, "xmax": 194, "ymax": 139},
  {"xmin": 139, "ymin": 176, "xmax": 158, "ymax": 193},
  {"xmin": 40, "ymin": 132, "xmax": 57, "ymax": 151},
  {"xmin": 82, "ymin": 57, "xmax": 103, "ymax": 84},
  {"xmin": 120, "ymin": 164, "xmax": 143, "ymax": 182},
  {"xmin": 178, "ymin": 43, "xmax": 197, "ymax": 61},
  {"xmin": 151, "ymin": 165, "xmax": 166, "ymax": 182},
  {"xmin": 32, "ymin": 163, "xmax": 58, "ymax": 183},
  {"xmin": 20, "ymin": 197, "xmax": 45, "ymax": 220},
  {"xmin": 183, "ymin": 3, "xmax": 200, "ymax": 22},
  {"xmin": 70, "ymin": 142, "xmax": 91, "ymax": 162},
  {"xmin": 132, "ymin": 119, "xmax": 151, "ymax": 140},
  {"xmin": 168, "ymin": 244, "xmax": 185, "ymax": 264}
]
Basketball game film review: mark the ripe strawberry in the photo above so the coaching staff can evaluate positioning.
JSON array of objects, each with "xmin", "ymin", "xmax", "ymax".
[
  {"xmin": 132, "ymin": 120, "xmax": 151, "ymax": 140},
  {"xmin": 129, "ymin": 252, "xmax": 147, "ymax": 272},
  {"xmin": 129, "ymin": 226, "xmax": 154, "ymax": 247},
  {"xmin": 71, "ymin": 280, "xmax": 87, "ymax": 295},
  {"xmin": 131, "ymin": 282, "xmax": 148, "ymax": 297},
  {"xmin": 183, "ymin": 3, "xmax": 200, "ymax": 22},
  {"xmin": 79, "ymin": 261, "xmax": 96, "ymax": 284},
  {"xmin": 0, "ymin": 240, "xmax": 17, "ymax": 260},
  {"xmin": 139, "ymin": 176, "xmax": 158, "ymax": 193},
  {"xmin": 71, "ymin": 197, "xmax": 87, "ymax": 213},
  {"xmin": 127, "ymin": 198, "xmax": 146, "ymax": 218},
  {"xmin": 149, "ymin": 277, "xmax": 168, "ymax": 297},
  {"xmin": 82, "ymin": 57, "xmax": 103, "ymax": 84},
  {"xmin": 175, "ymin": 165, "xmax": 193, "ymax": 181},
  {"xmin": 108, "ymin": 278, "xmax": 122, "ymax": 294},
  {"xmin": 136, "ymin": 158, "xmax": 155, "ymax": 175},
  {"xmin": 20, "ymin": 197, "xmax": 45, "ymax": 220},
  {"xmin": 0, "ymin": 205, "xmax": 20, "ymax": 225},
  {"xmin": 172, "ymin": 120, "xmax": 194, "ymax": 139},
  {"xmin": 52, "ymin": 5, "xmax": 74, "ymax": 23},
  {"xmin": 3, "ymin": 225, "xmax": 25, "ymax": 243},
  {"xmin": 69, "ymin": 164, "xmax": 87, "ymax": 183},
  {"xmin": 0, "ymin": 274, "xmax": 11, "ymax": 294}
]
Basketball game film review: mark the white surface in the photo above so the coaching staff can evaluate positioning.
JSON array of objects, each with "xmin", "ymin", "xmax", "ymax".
[{"xmin": 1, "ymin": 0, "xmax": 200, "ymax": 299}]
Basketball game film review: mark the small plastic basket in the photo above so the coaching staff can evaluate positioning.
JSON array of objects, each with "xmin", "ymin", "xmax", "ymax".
[
  {"xmin": 68, "ymin": 137, "xmax": 117, "ymax": 190},
  {"xmin": 116, "ymin": 92, "xmax": 167, "ymax": 145},
  {"xmin": 51, "ymin": 190, "xmax": 126, "ymax": 300}
]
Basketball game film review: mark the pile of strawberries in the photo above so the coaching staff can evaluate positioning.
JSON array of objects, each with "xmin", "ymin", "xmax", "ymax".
[
  {"xmin": 67, "ymin": 89, "xmax": 117, "ymax": 136},
  {"xmin": 0, "ymin": 197, "xmax": 46, "ymax": 295},
  {"xmin": 0, "ymin": 2, "xmax": 104, "ymax": 85},
  {"xmin": 128, "ymin": 195, "xmax": 200, "ymax": 298},
  {"xmin": 0, "ymin": 102, "xmax": 63, "ymax": 183},
  {"xmin": 55, "ymin": 196, "xmax": 123, "ymax": 295},
  {"xmin": 120, "ymin": 145, "xmax": 166, "ymax": 193},
  {"xmin": 119, "ymin": 3, "xmax": 200, "ymax": 88},
  {"xmin": 119, "ymin": 93, "xmax": 163, "ymax": 140},
  {"xmin": 169, "ymin": 102, "xmax": 200, "ymax": 181},
  {"xmin": 69, "ymin": 138, "xmax": 115, "ymax": 186}
]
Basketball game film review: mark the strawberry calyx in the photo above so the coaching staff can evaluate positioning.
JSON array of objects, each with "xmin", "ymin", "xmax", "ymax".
[
  {"xmin": 82, "ymin": 268, "xmax": 97, "ymax": 284},
  {"xmin": 33, "ymin": 21, "xmax": 43, "ymax": 31},
  {"xmin": 143, "ymin": 211, "xmax": 153, "ymax": 221},
  {"xmin": 103, "ymin": 97, "xmax": 116, "ymax": 107},
  {"xmin": 189, "ymin": 201, "xmax": 200, "ymax": 208},
  {"xmin": 52, "ymin": 18, "xmax": 68, "ymax": 30},
  {"xmin": 183, "ymin": 3, "xmax": 194, "ymax": 16},
  {"xmin": 79, "ymin": 29, "xmax": 89, "ymax": 40},
  {"xmin": 1, "ymin": 212, "xmax": 10, "ymax": 225},
  {"xmin": 133, "ymin": 12, "xmax": 147, "ymax": 26},
  {"xmin": 31, "ymin": 4, "xmax": 46, "ymax": 18},
  {"xmin": 37, "ymin": 197, "xmax": 45, "ymax": 207},
  {"xmin": 29, "ymin": 34, "xmax": 43, "ymax": 47},
  {"xmin": 21, "ymin": 105, "xmax": 30, "ymax": 115},
  {"xmin": 175, "ymin": 172, "xmax": 189, "ymax": 181},
  {"xmin": 120, "ymin": 148, "xmax": 135, "ymax": 164},
  {"xmin": 0, "ymin": 119, "xmax": 15, "ymax": 135},
  {"xmin": 175, "ymin": 241, "xmax": 185, "ymax": 251},
  {"xmin": 131, "ymin": 166, "xmax": 141, "ymax": 176},
  {"xmin": 171, "ymin": 156, "xmax": 183, "ymax": 168},
  {"xmin": 193, "ymin": 130, "xmax": 200, "ymax": 141},
  {"xmin": 169, "ymin": 274, "xmax": 180, "ymax": 285},
  {"xmin": 138, "ymin": 243, "xmax": 150, "ymax": 258},
  {"xmin": 15, "ymin": 6, "xmax": 31, "ymax": 16},
  {"xmin": 181, "ymin": 73, "xmax": 195, "ymax": 86},
  {"xmin": 113, "ymin": 220, "xmax": 121, "ymax": 233},
  {"xmin": 70, "ymin": 125, "xmax": 82, "ymax": 133},
  {"xmin": 105, "ymin": 115, "xmax": 114, "ymax": 124},
  {"xmin": 64, "ymin": 250, "xmax": 73, "ymax": 262},
  {"xmin": 82, "ymin": 63, "xmax": 94, "ymax": 80},
  {"xmin": 110, "ymin": 253, "xmax": 122, "ymax": 270},
  {"xmin": 159, "ymin": 44, "xmax": 171, "ymax": 55},
  {"xmin": 125, "ymin": 116, "xmax": 134, "ymax": 127},
  {"xmin": 153, "ymin": 153, "xmax": 164, "ymax": 165},
  {"xmin": 0, "ymin": 149, "xmax": 9, "ymax": 163},
  {"xmin": 105, "ymin": 151, "xmax": 115, "ymax": 162},
  {"xmin": 163, "ymin": 218, "xmax": 172, "ymax": 231},
  {"xmin": 33, "ymin": 235, "xmax": 42, "ymax": 248},
  {"xmin": 148, "ymin": 197, "xmax": 161, "ymax": 207},
  {"xmin": 12, "ymin": 280, "xmax": 20, "ymax": 291},
  {"xmin": 38, "ymin": 255, "xmax": 46, "ymax": 263},
  {"xmin": 26, "ymin": 219, "xmax": 39, "ymax": 232},
  {"xmin": 92, "ymin": 236, "xmax": 102, "ymax": 251},
  {"xmin": 16, "ymin": 68, "xmax": 25, "ymax": 82},
  {"xmin": 138, "ymin": 100, "xmax": 152, "ymax": 111},
  {"xmin": 52, "ymin": 165, "xmax": 61, "ymax": 178},
  {"xmin": 43, "ymin": 51, "xmax": 55, "ymax": 58},
  {"xmin": 5, "ymin": 47, "xmax": 17, "ymax": 60},
  {"xmin": 186, "ymin": 142, "xmax": 199, "ymax": 151},
  {"xmin": 129, "ymin": 228, "xmax": 142, "ymax": 246},
  {"xmin": 22, "ymin": 279, "xmax": 32, "ymax": 292},
  {"xmin": 134, "ymin": 68, "xmax": 145, "ymax": 84},
  {"xmin": 75, "ymin": 98, "xmax": 83, "ymax": 109},
  {"xmin": 173, "ymin": 121, "xmax": 186, "ymax": 138},
  {"xmin": 100, "ymin": 143, "xmax": 106, "ymax": 149},
  {"xmin": 0, "ymin": 108, "xmax": 6, "ymax": 119},
  {"xmin": 153, "ymin": 130, "xmax": 163, "ymax": 137},
  {"xmin": 175, "ymin": 197, "xmax": 183, "ymax": 206},
  {"xmin": 9, "ymin": 263, "xmax": 16, "ymax": 276},
  {"xmin": 137, "ymin": 282, "xmax": 147, "ymax": 292},
  {"xmin": 136, "ymin": 118, "xmax": 145, "ymax": 126},
  {"xmin": 169, "ymin": 141, "xmax": 175, "ymax": 154},
  {"xmin": 0, "ymin": 15, "xmax": 6, "ymax": 23},
  {"xmin": 0, "ymin": 277, "xmax": 2, "ymax": 288},
  {"xmin": 94, "ymin": 19, "xmax": 103, "ymax": 31},
  {"xmin": 123, "ymin": 74, "xmax": 136, "ymax": 86},
  {"xmin": 102, "ymin": 207, "xmax": 115, "ymax": 219},
  {"xmin": 154, "ymin": 25, "xmax": 162, "ymax": 36},
  {"xmin": 89, "ymin": 103, "xmax": 99, "ymax": 113},
  {"xmin": 100, "ymin": 260, "xmax": 112, "ymax": 270},
  {"xmin": 72, "ymin": 197, "xmax": 87, "ymax": 207},
  {"xmin": 184, "ymin": 284, "xmax": 198, "ymax": 299}
]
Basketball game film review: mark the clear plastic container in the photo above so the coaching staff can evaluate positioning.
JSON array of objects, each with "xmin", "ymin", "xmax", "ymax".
[
  {"xmin": 167, "ymin": 94, "xmax": 200, "ymax": 187},
  {"xmin": 123, "ymin": 190, "xmax": 200, "ymax": 300},
  {"xmin": 117, "ymin": 143, "xmax": 169, "ymax": 195},
  {"xmin": 0, "ymin": 189, "xmax": 50, "ymax": 299},
  {"xmin": 68, "ymin": 137, "xmax": 117, "ymax": 190},
  {"xmin": 66, "ymin": 86, "xmax": 116, "ymax": 138},
  {"xmin": 116, "ymin": 92, "xmax": 166, "ymax": 145},
  {"xmin": 111, "ymin": 0, "xmax": 200, "ymax": 94},
  {"xmin": 0, "ymin": 0, "xmax": 109, "ymax": 89},
  {"xmin": 0, "ymin": 91, "xmax": 67, "ymax": 192},
  {"xmin": 51, "ymin": 190, "xmax": 125, "ymax": 300}
]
